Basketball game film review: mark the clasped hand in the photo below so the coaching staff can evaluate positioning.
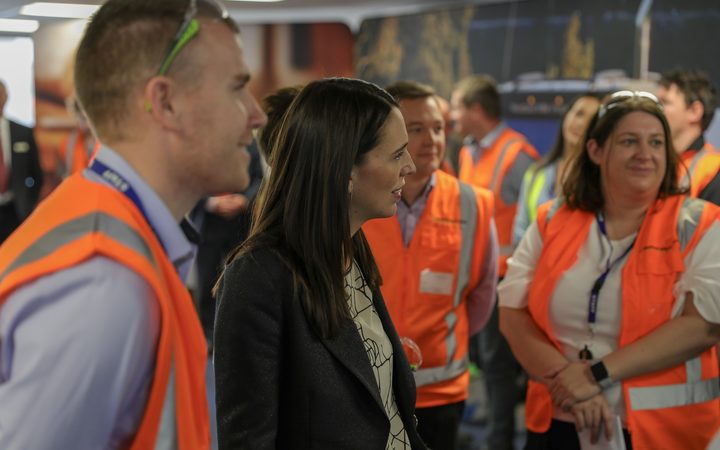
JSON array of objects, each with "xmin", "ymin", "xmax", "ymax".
[
  {"xmin": 571, "ymin": 394, "xmax": 614, "ymax": 444},
  {"xmin": 547, "ymin": 361, "xmax": 601, "ymax": 411},
  {"xmin": 545, "ymin": 362, "xmax": 613, "ymax": 443}
]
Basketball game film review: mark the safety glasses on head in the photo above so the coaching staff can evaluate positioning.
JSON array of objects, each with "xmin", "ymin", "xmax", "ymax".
[
  {"xmin": 156, "ymin": 0, "xmax": 230, "ymax": 75},
  {"xmin": 598, "ymin": 90, "xmax": 662, "ymax": 119}
]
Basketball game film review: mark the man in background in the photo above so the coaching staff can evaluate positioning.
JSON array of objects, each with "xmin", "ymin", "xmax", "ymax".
[
  {"xmin": 0, "ymin": 80, "xmax": 43, "ymax": 243},
  {"xmin": 658, "ymin": 68, "xmax": 720, "ymax": 204},
  {"xmin": 365, "ymin": 80, "xmax": 498, "ymax": 450},
  {"xmin": 451, "ymin": 74, "xmax": 539, "ymax": 450}
]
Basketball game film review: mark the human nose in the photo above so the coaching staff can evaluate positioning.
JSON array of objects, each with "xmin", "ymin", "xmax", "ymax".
[
  {"xmin": 247, "ymin": 94, "xmax": 267, "ymax": 129},
  {"xmin": 636, "ymin": 140, "xmax": 654, "ymax": 159},
  {"xmin": 401, "ymin": 150, "xmax": 416, "ymax": 176},
  {"xmin": 421, "ymin": 128, "xmax": 435, "ymax": 146}
]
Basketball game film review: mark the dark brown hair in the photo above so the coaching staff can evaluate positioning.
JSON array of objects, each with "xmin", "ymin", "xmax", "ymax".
[
  {"xmin": 226, "ymin": 78, "xmax": 398, "ymax": 338},
  {"xmin": 385, "ymin": 80, "xmax": 436, "ymax": 102},
  {"xmin": 257, "ymin": 85, "xmax": 303, "ymax": 163},
  {"xmin": 660, "ymin": 68, "xmax": 717, "ymax": 131},
  {"xmin": 454, "ymin": 74, "xmax": 501, "ymax": 119},
  {"xmin": 563, "ymin": 93, "xmax": 685, "ymax": 211},
  {"xmin": 74, "ymin": 0, "xmax": 237, "ymax": 141}
]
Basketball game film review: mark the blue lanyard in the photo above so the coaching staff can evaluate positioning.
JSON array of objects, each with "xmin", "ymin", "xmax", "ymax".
[
  {"xmin": 588, "ymin": 212, "xmax": 636, "ymax": 333},
  {"xmin": 89, "ymin": 159, "xmax": 166, "ymax": 253}
]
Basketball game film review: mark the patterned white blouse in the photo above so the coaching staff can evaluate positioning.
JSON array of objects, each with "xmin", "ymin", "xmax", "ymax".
[{"xmin": 345, "ymin": 261, "xmax": 410, "ymax": 450}]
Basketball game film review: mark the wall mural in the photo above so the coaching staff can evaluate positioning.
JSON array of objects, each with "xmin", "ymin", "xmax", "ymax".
[{"xmin": 356, "ymin": 0, "xmax": 720, "ymax": 152}]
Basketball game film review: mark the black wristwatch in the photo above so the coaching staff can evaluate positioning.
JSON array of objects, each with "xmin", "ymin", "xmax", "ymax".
[{"xmin": 590, "ymin": 361, "xmax": 613, "ymax": 389}]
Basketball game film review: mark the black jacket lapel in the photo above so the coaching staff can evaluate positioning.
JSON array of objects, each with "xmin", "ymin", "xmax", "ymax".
[{"xmin": 320, "ymin": 318, "xmax": 384, "ymax": 412}]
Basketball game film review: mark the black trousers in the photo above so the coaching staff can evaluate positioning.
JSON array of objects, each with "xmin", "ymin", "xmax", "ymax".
[
  {"xmin": 525, "ymin": 419, "xmax": 633, "ymax": 450},
  {"xmin": 415, "ymin": 400, "xmax": 466, "ymax": 450}
]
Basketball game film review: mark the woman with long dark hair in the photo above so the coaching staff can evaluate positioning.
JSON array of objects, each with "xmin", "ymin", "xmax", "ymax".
[
  {"xmin": 213, "ymin": 78, "xmax": 427, "ymax": 449},
  {"xmin": 512, "ymin": 93, "xmax": 600, "ymax": 246}
]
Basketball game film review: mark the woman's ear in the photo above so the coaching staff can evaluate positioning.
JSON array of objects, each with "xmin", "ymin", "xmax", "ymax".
[
  {"xmin": 349, "ymin": 168, "xmax": 356, "ymax": 194},
  {"xmin": 586, "ymin": 139, "xmax": 603, "ymax": 165}
]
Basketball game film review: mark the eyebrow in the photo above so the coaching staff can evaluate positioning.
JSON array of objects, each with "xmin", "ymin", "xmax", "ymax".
[{"xmin": 394, "ymin": 143, "xmax": 408, "ymax": 153}]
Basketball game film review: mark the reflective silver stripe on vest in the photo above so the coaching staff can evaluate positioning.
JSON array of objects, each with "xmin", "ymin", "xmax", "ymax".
[
  {"xmin": 687, "ymin": 356, "xmax": 702, "ymax": 383},
  {"xmin": 0, "ymin": 211, "xmax": 156, "ymax": 280},
  {"xmin": 680, "ymin": 148, "xmax": 707, "ymax": 190},
  {"xmin": 489, "ymin": 138, "xmax": 521, "ymax": 192},
  {"xmin": 414, "ymin": 356, "xmax": 469, "ymax": 387},
  {"xmin": 628, "ymin": 375, "xmax": 720, "ymax": 411},
  {"xmin": 677, "ymin": 197, "xmax": 705, "ymax": 252},
  {"xmin": 454, "ymin": 181, "xmax": 478, "ymax": 309},
  {"xmin": 544, "ymin": 197, "xmax": 564, "ymax": 225},
  {"xmin": 434, "ymin": 181, "xmax": 477, "ymax": 379},
  {"xmin": 155, "ymin": 364, "xmax": 178, "ymax": 450},
  {"xmin": 499, "ymin": 245, "xmax": 514, "ymax": 257},
  {"xmin": 444, "ymin": 311, "xmax": 458, "ymax": 368}
]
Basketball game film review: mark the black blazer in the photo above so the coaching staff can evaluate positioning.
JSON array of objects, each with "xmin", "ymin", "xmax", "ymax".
[
  {"xmin": 214, "ymin": 247, "xmax": 427, "ymax": 450},
  {"xmin": 7, "ymin": 119, "xmax": 43, "ymax": 219}
]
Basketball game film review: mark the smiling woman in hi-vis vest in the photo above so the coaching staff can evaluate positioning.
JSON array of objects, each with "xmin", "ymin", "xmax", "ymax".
[{"xmin": 499, "ymin": 90, "xmax": 720, "ymax": 450}]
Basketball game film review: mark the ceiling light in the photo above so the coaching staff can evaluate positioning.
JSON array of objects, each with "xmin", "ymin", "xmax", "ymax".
[
  {"xmin": 20, "ymin": 2, "xmax": 100, "ymax": 19},
  {"xmin": 0, "ymin": 19, "xmax": 40, "ymax": 33}
]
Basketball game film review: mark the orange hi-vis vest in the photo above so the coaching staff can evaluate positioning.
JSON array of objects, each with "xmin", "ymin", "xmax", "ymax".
[
  {"xmin": 458, "ymin": 127, "xmax": 538, "ymax": 276},
  {"xmin": 525, "ymin": 195, "xmax": 720, "ymax": 450},
  {"xmin": 0, "ymin": 174, "xmax": 210, "ymax": 450},
  {"xmin": 59, "ymin": 129, "xmax": 101, "ymax": 178},
  {"xmin": 363, "ymin": 171, "xmax": 494, "ymax": 408},
  {"xmin": 679, "ymin": 142, "xmax": 720, "ymax": 197}
]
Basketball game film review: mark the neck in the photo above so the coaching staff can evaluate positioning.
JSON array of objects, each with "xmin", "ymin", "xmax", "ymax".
[
  {"xmin": 674, "ymin": 128, "xmax": 702, "ymax": 154},
  {"xmin": 111, "ymin": 140, "xmax": 198, "ymax": 222},
  {"xmin": 601, "ymin": 197, "xmax": 652, "ymax": 240},
  {"xmin": 401, "ymin": 172, "xmax": 432, "ymax": 206}
]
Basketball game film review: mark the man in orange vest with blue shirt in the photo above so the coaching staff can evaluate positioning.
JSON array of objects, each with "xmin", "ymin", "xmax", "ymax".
[
  {"xmin": 0, "ymin": 0, "xmax": 267, "ymax": 448},
  {"xmin": 658, "ymin": 68, "xmax": 720, "ymax": 205},
  {"xmin": 364, "ymin": 81, "xmax": 498, "ymax": 450},
  {"xmin": 451, "ymin": 74, "xmax": 539, "ymax": 450}
]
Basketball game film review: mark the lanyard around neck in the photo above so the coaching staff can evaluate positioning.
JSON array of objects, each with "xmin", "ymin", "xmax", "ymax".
[
  {"xmin": 587, "ymin": 212, "xmax": 637, "ymax": 334},
  {"xmin": 89, "ymin": 159, "xmax": 166, "ymax": 254}
]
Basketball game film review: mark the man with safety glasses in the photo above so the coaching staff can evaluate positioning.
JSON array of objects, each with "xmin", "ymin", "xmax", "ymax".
[{"xmin": 0, "ymin": 0, "xmax": 266, "ymax": 448}]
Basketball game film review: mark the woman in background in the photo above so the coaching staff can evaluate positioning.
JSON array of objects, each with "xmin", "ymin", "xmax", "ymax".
[
  {"xmin": 214, "ymin": 78, "xmax": 427, "ymax": 449},
  {"xmin": 512, "ymin": 93, "xmax": 600, "ymax": 246},
  {"xmin": 500, "ymin": 91, "xmax": 720, "ymax": 449}
]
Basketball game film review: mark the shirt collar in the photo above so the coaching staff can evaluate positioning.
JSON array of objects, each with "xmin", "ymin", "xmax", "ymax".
[
  {"xmin": 85, "ymin": 145, "xmax": 196, "ymax": 280},
  {"xmin": 685, "ymin": 135, "xmax": 705, "ymax": 153},
  {"xmin": 465, "ymin": 121, "xmax": 507, "ymax": 154},
  {"xmin": 399, "ymin": 172, "xmax": 436, "ymax": 210}
]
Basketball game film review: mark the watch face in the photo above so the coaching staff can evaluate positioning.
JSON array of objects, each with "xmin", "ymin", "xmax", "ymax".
[{"xmin": 591, "ymin": 361, "xmax": 609, "ymax": 383}]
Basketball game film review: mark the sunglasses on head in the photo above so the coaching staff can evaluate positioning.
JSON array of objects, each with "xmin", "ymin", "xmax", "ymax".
[
  {"xmin": 597, "ymin": 90, "xmax": 662, "ymax": 119},
  {"xmin": 156, "ymin": 0, "xmax": 230, "ymax": 75}
]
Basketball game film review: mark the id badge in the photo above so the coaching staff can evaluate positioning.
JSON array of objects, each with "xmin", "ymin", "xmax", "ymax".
[{"xmin": 418, "ymin": 269, "xmax": 453, "ymax": 295}]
